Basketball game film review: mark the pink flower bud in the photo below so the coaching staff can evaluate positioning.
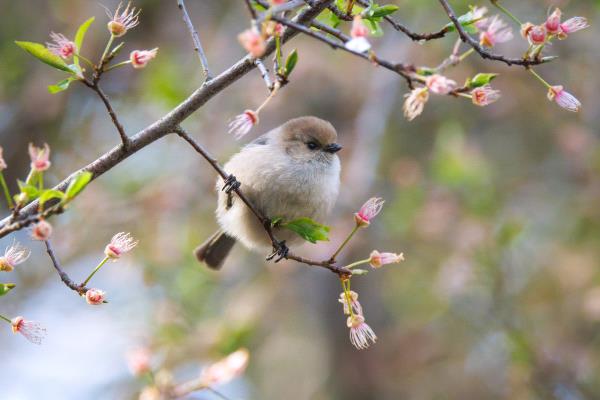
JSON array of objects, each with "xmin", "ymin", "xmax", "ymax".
[
  {"xmin": 228, "ymin": 110, "xmax": 259, "ymax": 139},
  {"xmin": 238, "ymin": 28, "xmax": 266, "ymax": 58},
  {"xmin": 0, "ymin": 241, "xmax": 30, "ymax": 272},
  {"xmin": 547, "ymin": 85, "xmax": 581, "ymax": 112},
  {"xmin": 350, "ymin": 16, "xmax": 369, "ymax": 38},
  {"xmin": 105, "ymin": 232, "xmax": 138, "ymax": 259},
  {"xmin": 527, "ymin": 25, "xmax": 546, "ymax": 45},
  {"xmin": 403, "ymin": 87, "xmax": 429, "ymax": 121},
  {"xmin": 11, "ymin": 316, "xmax": 46, "ymax": 345},
  {"xmin": 85, "ymin": 289, "xmax": 106, "ymax": 305},
  {"xmin": 369, "ymin": 250, "xmax": 404, "ymax": 268},
  {"xmin": 0, "ymin": 146, "xmax": 7, "ymax": 171},
  {"xmin": 46, "ymin": 32, "xmax": 77, "ymax": 59},
  {"xmin": 130, "ymin": 48, "xmax": 158, "ymax": 69},
  {"xmin": 126, "ymin": 347, "xmax": 152, "ymax": 376},
  {"xmin": 471, "ymin": 85, "xmax": 501, "ymax": 106},
  {"xmin": 200, "ymin": 349, "xmax": 250, "ymax": 386},
  {"xmin": 28, "ymin": 143, "xmax": 51, "ymax": 172},
  {"xmin": 31, "ymin": 220, "xmax": 53, "ymax": 241},
  {"xmin": 426, "ymin": 74, "xmax": 457, "ymax": 95},
  {"xmin": 354, "ymin": 197, "xmax": 384, "ymax": 227},
  {"xmin": 105, "ymin": 2, "xmax": 140, "ymax": 37},
  {"xmin": 545, "ymin": 8, "xmax": 562, "ymax": 34},
  {"xmin": 347, "ymin": 314, "xmax": 377, "ymax": 350},
  {"xmin": 270, "ymin": 0, "xmax": 287, "ymax": 4}
]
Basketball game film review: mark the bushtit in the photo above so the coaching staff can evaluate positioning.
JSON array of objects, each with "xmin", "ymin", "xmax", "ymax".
[{"xmin": 195, "ymin": 116, "xmax": 342, "ymax": 269}]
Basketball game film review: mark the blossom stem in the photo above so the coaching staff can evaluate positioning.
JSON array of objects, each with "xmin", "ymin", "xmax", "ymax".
[
  {"xmin": 255, "ymin": 83, "xmax": 279, "ymax": 114},
  {"xmin": 76, "ymin": 53, "xmax": 96, "ymax": 68},
  {"xmin": 341, "ymin": 278, "xmax": 355, "ymax": 318},
  {"xmin": 456, "ymin": 92, "xmax": 472, "ymax": 99},
  {"xmin": 0, "ymin": 314, "xmax": 11, "ymax": 324},
  {"xmin": 458, "ymin": 48, "xmax": 475, "ymax": 62},
  {"xmin": 491, "ymin": 1, "xmax": 522, "ymax": 26},
  {"xmin": 344, "ymin": 258, "xmax": 371, "ymax": 269},
  {"xmin": 329, "ymin": 225, "xmax": 359, "ymax": 262},
  {"xmin": 38, "ymin": 173, "xmax": 43, "ymax": 192},
  {"xmin": 81, "ymin": 256, "xmax": 110, "ymax": 286},
  {"xmin": 104, "ymin": 60, "xmax": 132, "ymax": 72},
  {"xmin": 0, "ymin": 172, "xmax": 14, "ymax": 209},
  {"xmin": 100, "ymin": 35, "xmax": 115, "ymax": 66},
  {"xmin": 528, "ymin": 68, "xmax": 552, "ymax": 89}
]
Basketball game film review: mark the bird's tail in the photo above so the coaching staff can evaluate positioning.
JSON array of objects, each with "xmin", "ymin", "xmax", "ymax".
[{"xmin": 194, "ymin": 230, "xmax": 236, "ymax": 270}]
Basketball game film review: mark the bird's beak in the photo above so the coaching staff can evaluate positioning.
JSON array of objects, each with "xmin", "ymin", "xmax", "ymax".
[{"xmin": 324, "ymin": 143, "xmax": 343, "ymax": 153}]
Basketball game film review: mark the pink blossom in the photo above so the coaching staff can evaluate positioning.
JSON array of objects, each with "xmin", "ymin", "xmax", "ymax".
[
  {"xmin": 479, "ymin": 16, "xmax": 513, "ymax": 47},
  {"xmin": 0, "ymin": 146, "xmax": 6, "ymax": 171},
  {"xmin": 338, "ymin": 291, "xmax": 363, "ymax": 315},
  {"xmin": 347, "ymin": 314, "xmax": 377, "ymax": 350},
  {"xmin": 0, "ymin": 241, "xmax": 30, "ymax": 272},
  {"xmin": 403, "ymin": 87, "xmax": 429, "ymax": 121},
  {"xmin": 238, "ymin": 29, "xmax": 266, "ymax": 58},
  {"xmin": 472, "ymin": 6, "xmax": 489, "ymax": 30},
  {"xmin": 85, "ymin": 289, "xmax": 106, "ymax": 305},
  {"xmin": 354, "ymin": 197, "xmax": 384, "ymax": 227},
  {"xmin": 28, "ymin": 143, "xmax": 51, "ymax": 172},
  {"xmin": 270, "ymin": 0, "xmax": 287, "ymax": 4},
  {"xmin": 46, "ymin": 32, "xmax": 77, "ymax": 59},
  {"xmin": 11, "ymin": 316, "xmax": 46, "ymax": 345},
  {"xmin": 527, "ymin": 25, "xmax": 547, "ymax": 45},
  {"xmin": 228, "ymin": 110, "xmax": 258, "ymax": 139},
  {"xmin": 350, "ymin": 15, "xmax": 369, "ymax": 38},
  {"xmin": 105, "ymin": 1, "xmax": 140, "ymax": 37},
  {"xmin": 105, "ymin": 232, "xmax": 138, "ymax": 259},
  {"xmin": 545, "ymin": 8, "xmax": 562, "ymax": 35},
  {"xmin": 130, "ymin": 48, "xmax": 158, "ymax": 69},
  {"xmin": 126, "ymin": 347, "xmax": 152, "ymax": 376},
  {"xmin": 369, "ymin": 250, "xmax": 404, "ymax": 268},
  {"xmin": 345, "ymin": 37, "xmax": 371, "ymax": 53},
  {"xmin": 31, "ymin": 219, "xmax": 53, "ymax": 241},
  {"xmin": 547, "ymin": 85, "xmax": 581, "ymax": 112},
  {"xmin": 425, "ymin": 74, "xmax": 457, "ymax": 95},
  {"xmin": 200, "ymin": 349, "xmax": 250, "ymax": 386},
  {"xmin": 471, "ymin": 85, "xmax": 501, "ymax": 106},
  {"xmin": 559, "ymin": 17, "xmax": 589, "ymax": 38}
]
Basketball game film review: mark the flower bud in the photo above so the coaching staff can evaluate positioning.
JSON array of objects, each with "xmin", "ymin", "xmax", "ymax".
[
  {"xmin": 238, "ymin": 29, "xmax": 266, "ymax": 58},
  {"xmin": 127, "ymin": 347, "xmax": 152, "ymax": 376},
  {"xmin": 354, "ymin": 197, "xmax": 384, "ymax": 227},
  {"xmin": 130, "ymin": 48, "xmax": 158, "ymax": 69},
  {"xmin": 85, "ymin": 288, "xmax": 106, "ymax": 305},
  {"xmin": 369, "ymin": 250, "xmax": 404, "ymax": 268},
  {"xmin": 31, "ymin": 220, "xmax": 53, "ymax": 241},
  {"xmin": 28, "ymin": 143, "xmax": 51, "ymax": 172},
  {"xmin": 545, "ymin": 8, "xmax": 562, "ymax": 35},
  {"xmin": 527, "ymin": 25, "xmax": 546, "ymax": 45}
]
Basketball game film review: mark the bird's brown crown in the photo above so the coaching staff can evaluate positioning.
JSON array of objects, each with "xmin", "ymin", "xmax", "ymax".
[{"xmin": 279, "ymin": 116, "xmax": 338, "ymax": 146}]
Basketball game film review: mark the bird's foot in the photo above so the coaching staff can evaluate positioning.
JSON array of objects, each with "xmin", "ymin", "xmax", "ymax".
[
  {"xmin": 222, "ymin": 175, "xmax": 241, "ymax": 194},
  {"xmin": 266, "ymin": 240, "xmax": 289, "ymax": 263}
]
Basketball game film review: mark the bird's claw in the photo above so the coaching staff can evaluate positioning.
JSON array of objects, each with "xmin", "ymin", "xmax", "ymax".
[
  {"xmin": 266, "ymin": 240, "xmax": 289, "ymax": 263},
  {"xmin": 222, "ymin": 175, "xmax": 241, "ymax": 194}
]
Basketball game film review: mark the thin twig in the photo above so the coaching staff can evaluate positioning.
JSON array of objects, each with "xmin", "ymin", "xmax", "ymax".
[
  {"xmin": 255, "ymin": 59, "xmax": 274, "ymax": 91},
  {"xmin": 177, "ymin": 0, "xmax": 212, "ymax": 80},
  {"xmin": 311, "ymin": 20, "xmax": 350, "ymax": 42},
  {"xmin": 45, "ymin": 240, "xmax": 88, "ymax": 295}
]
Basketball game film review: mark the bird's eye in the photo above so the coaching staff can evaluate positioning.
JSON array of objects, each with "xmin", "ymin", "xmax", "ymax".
[{"xmin": 307, "ymin": 141, "xmax": 319, "ymax": 150}]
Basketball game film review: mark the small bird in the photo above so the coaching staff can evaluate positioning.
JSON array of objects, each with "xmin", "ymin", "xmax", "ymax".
[{"xmin": 195, "ymin": 116, "xmax": 342, "ymax": 269}]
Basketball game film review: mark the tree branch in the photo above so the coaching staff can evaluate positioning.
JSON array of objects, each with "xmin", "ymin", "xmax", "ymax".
[
  {"xmin": 177, "ymin": 0, "xmax": 212, "ymax": 80},
  {"xmin": 45, "ymin": 240, "xmax": 89, "ymax": 295},
  {"xmin": 255, "ymin": 59, "xmax": 274, "ymax": 91}
]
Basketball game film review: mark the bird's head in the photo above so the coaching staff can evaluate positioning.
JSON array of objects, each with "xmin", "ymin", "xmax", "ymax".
[{"xmin": 276, "ymin": 116, "xmax": 342, "ymax": 164}]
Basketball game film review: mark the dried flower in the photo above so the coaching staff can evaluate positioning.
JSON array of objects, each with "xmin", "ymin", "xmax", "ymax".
[
  {"xmin": 29, "ymin": 143, "xmax": 51, "ymax": 172},
  {"xmin": 403, "ymin": 87, "xmax": 429, "ymax": 121},
  {"xmin": 345, "ymin": 16, "xmax": 371, "ymax": 53},
  {"xmin": 471, "ymin": 85, "xmax": 501, "ymax": 106},
  {"xmin": 105, "ymin": 2, "xmax": 140, "ymax": 37},
  {"xmin": 545, "ymin": 8, "xmax": 562, "ymax": 35},
  {"xmin": 31, "ymin": 219, "xmax": 53, "ymax": 241},
  {"xmin": 130, "ymin": 48, "xmax": 158, "ymax": 69},
  {"xmin": 105, "ymin": 232, "xmax": 138, "ymax": 259},
  {"xmin": 520, "ymin": 22, "xmax": 534, "ymax": 39},
  {"xmin": 11, "ymin": 316, "xmax": 46, "ymax": 345},
  {"xmin": 426, "ymin": 74, "xmax": 457, "ymax": 95},
  {"xmin": 127, "ymin": 347, "xmax": 152, "ymax": 376},
  {"xmin": 46, "ymin": 32, "xmax": 77, "ymax": 59},
  {"xmin": 547, "ymin": 85, "xmax": 581, "ymax": 112},
  {"xmin": 85, "ymin": 289, "xmax": 106, "ymax": 305},
  {"xmin": 559, "ymin": 17, "xmax": 589, "ymax": 39},
  {"xmin": 238, "ymin": 28, "xmax": 266, "ymax": 58},
  {"xmin": 354, "ymin": 197, "xmax": 384, "ymax": 227},
  {"xmin": 0, "ymin": 241, "xmax": 30, "ymax": 272},
  {"xmin": 200, "ymin": 349, "xmax": 250, "ymax": 386},
  {"xmin": 479, "ymin": 16, "xmax": 513, "ymax": 47},
  {"xmin": 369, "ymin": 250, "xmax": 404, "ymax": 268},
  {"xmin": 527, "ymin": 25, "xmax": 547, "ymax": 45},
  {"xmin": 347, "ymin": 314, "xmax": 377, "ymax": 350},
  {"xmin": 0, "ymin": 147, "xmax": 7, "ymax": 171},
  {"xmin": 338, "ymin": 290, "xmax": 362, "ymax": 315},
  {"xmin": 228, "ymin": 110, "xmax": 259, "ymax": 139}
]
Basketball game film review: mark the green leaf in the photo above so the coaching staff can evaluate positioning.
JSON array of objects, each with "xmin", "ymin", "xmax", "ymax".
[
  {"xmin": 282, "ymin": 217, "xmax": 330, "ymax": 243},
  {"xmin": 15, "ymin": 41, "xmax": 74, "ymax": 73},
  {"xmin": 368, "ymin": 5, "xmax": 399, "ymax": 18},
  {"xmin": 364, "ymin": 18, "xmax": 384, "ymax": 37},
  {"xmin": 284, "ymin": 49, "xmax": 298, "ymax": 77},
  {"xmin": 444, "ymin": 9, "xmax": 484, "ymax": 34},
  {"xmin": 65, "ymin": 171, "xmax": 93, "ymax": 199},
  {"xmin": 108, "ymin": 42, "xmax": 125, "ymax": 59},
  {"xmin": 38, "ymin": 189, "xmax": 65, "ymax": 207},
  {"xmin": 465, "ymin": 73, "xmax": 498, "ymax": 89},
  {"xmin": 17, "ymin": 180, "xmax": 39, "ymax": 200},
  {"xmin": 74, "ymin": 17, "xmax": 95, "ymax": 68},
  {"xmin": 0, "ymin": 283, "xmax": 16, "ymax": 297},
  {"xmin": 48, "ymin": 77, "xmax": 76, "ymax": 94}
]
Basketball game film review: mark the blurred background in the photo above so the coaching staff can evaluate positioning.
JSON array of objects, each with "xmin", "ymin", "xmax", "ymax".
[{"xmin": 1, "ymin": 0, "xmax": 600, "ymax": 399}]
